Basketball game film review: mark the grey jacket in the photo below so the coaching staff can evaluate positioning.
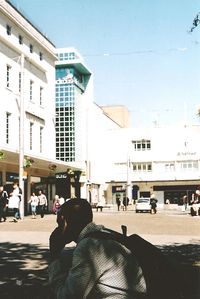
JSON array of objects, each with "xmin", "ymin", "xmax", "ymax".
[{"xmin": 48, "ymin": 222, "xmax": 147, "ymax": 299}]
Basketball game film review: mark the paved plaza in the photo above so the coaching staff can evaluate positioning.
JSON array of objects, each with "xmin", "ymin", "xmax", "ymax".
[{"xmin": 0, "ymin": 206, "xmax": 199, "ymax": 298}]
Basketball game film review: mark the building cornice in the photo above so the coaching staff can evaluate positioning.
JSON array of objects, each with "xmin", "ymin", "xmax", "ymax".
[{"xmin": 1, "ymin": 0, "xmax": 57, "ymax": 58}]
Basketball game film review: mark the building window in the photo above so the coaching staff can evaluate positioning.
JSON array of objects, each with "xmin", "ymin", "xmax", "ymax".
[
  {"xmin": 18, "ymin": 34, "xmax": 23, "ymax": 44},
  {"xmin": 179, "ymin": 161, "xmax": 198, "ymax": 171},
  {"xmin": 39, "ymin": 52, "xmax": 43, "ymax": 61},
  {"xmin": 29, "ymin": 44, "xmax": 33, "ymax": 53},
  {"xmin": 40, "ymin": 126, "xmax": 43, "ymax": 153},
  {"xmin": 39, "ymin": 87, "xmax": 43, "ymax": 106},
  {"xmin": 6, "ymin": 112, "xmax": 11, "ymax": 144},
  {"xmin": 133, "ymin": 163, "xmax": 152, "ymax": 172},
  {"xmin": 165, "ymin": 163, "xmax": 175, "ymax": 172},
  {"xmin": 30, "ymin": 122, "xmax": 33, "ymax": 150},
  {"xmin": 19, "ymin": 72, "xmax": 21, "ymax": 93},
  {"xmin": 6, "ymin": 24, "xmax": 11, "ymax": 35},
  {"xmin": 132, "ymin": 139, "xmax": 151, "ymax": 151},
  {"xmin": 6, "ymin": 65, "xmax": 11, "ymax": 88},
  {"xmin": 30, "ymin": 80, "xmax": 33, "ymax": 101}
]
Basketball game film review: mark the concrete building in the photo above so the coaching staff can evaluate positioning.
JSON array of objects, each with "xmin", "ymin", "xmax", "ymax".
[
  {"xmin": 0, "ymin": 1, "xmax": 79, "ymax": 213},
  {"xmin": 105, "ymin": 124, "xmax": 200, "ymax": 206}
]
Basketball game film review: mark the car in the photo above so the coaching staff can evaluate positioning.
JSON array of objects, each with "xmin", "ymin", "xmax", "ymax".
[{"xmin": 135, "ymin": 197, "xmax": 151, "ymax": 213}]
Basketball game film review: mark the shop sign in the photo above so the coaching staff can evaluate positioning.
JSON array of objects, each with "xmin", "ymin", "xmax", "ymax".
[{"xmin": 177, "ymin": 151, "xmax": 196, "ymax": 156}]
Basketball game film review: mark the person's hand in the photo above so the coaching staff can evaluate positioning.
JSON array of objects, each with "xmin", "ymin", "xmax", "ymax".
[{"xmin": 49, "ymin": 227, "xmax": 66, "ymax": 260}]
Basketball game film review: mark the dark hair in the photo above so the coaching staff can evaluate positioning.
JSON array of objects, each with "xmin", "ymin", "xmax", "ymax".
[{"xmin": 59, "ymin": 198, "xmax": 93, "ymax": 226}]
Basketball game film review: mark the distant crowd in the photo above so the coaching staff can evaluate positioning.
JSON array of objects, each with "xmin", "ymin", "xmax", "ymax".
[{"xmin": 0, "ymin": 182, "xmax": 67, "ymax": 222}]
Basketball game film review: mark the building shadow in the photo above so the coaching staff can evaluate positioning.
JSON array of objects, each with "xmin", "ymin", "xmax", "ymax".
[
  {"xmin": 0, "ymin": 242, "xmax": 53, "ymax": 299},
  {"xmin": 158, "ymin": 242, "xmax": 200, "ymax": 299},
  {"xmin": 0, "ymin": 241, "xmax": 199, "ymax": 299}
]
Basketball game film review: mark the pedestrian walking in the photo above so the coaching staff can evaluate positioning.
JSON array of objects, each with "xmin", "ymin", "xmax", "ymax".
[
  {"xmin": 122, "ymin": 196, "xmax": 129, "ymax": 211},
  {"xmin": 28, "ymin": 192, "xmax": 39, "ymax": 218},
  {"xmin": 190, "ymin": 192, "xmax": 200, "ymax": 216},
  {"xmin": 59, "ymin": 196, "xmax": 65, "ymax": 206},
  {"xmin": 52, "ymin": 195, "xmax": 61, "ymax": 214},
  {"xmin": 182, "ymin": 195, "xmax": 188, "ymax": 212},
  {"xmin": 0, "ymin": 186, "xmax": 8, "ymax": 222},
  {"xmin": 150, "ymin": 194, "xmax": 157, "ymax": 214},
  {"xmin": 38, "ymin": 190, "xmax": 48, "ymax": 218},
  {"xmin": 8, "ymin": 182, "xmax": 22, "ymax": 222},
  {"xmin": 116, "ymin": 195, "xmax": 121, "ymax": 211}
]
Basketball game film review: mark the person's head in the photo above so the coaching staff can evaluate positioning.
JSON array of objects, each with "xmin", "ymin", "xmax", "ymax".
[
  {"xmin": 0, "ymin": 186, "xmax": 3, "ymax": 192},
  {"xmin": 13, "ymin": 182, "xmax": 18, "ymax": 188},
  {"xmin": 57, "ymin": 198, "xmax": 93, "ymax": 243}
]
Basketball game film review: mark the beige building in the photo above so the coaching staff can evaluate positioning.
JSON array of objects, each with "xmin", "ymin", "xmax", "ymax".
[{"xmin": 101, "ymin": 105, "xmax": 131, "ymax": 128}]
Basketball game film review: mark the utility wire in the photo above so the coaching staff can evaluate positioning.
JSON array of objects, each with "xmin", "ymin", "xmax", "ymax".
[{"xmin": 83, "ymin": 47, "xmax": 188, "ymax": 58}]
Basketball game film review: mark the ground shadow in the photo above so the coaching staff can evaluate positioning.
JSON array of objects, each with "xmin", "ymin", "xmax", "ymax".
[
  {"xmin": 0, "ymin": 241, "xmax": 199, "ymax": 299},
  {"xmin": 0, "ymin": 242, "xmax": 53, "ymax": 299},
  {"xmin": 158, "ymin": 243, "xmax": 200, "ymax": 299}
]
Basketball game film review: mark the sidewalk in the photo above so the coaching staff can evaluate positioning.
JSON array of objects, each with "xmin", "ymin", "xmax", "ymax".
[{"xmin": 0, "ymin": 212, "xmax": 199, "ymax": 298}]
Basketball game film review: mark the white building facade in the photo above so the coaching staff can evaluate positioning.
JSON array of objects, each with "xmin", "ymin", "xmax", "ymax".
[
  {"xmin": 0, "ymin": 1, "xmax": 76, "ymax": 213},
  {"xmin": 105, "ymin": 125, "xmax": 200, "ymax": 206}
]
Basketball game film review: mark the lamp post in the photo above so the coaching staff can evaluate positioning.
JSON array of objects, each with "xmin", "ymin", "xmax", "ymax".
[
  {"xmin": 126, "ymin": 155, "xmax": 131, "ymax": 204},
  {"xmin": 19, "ymin": 53, "xmax": 25, "ymax": 219}
]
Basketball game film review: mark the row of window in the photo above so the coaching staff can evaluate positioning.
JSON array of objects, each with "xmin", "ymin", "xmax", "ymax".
[
  {"xmin": 56, "ymin": 117, "xmax": 74, "ymax": 121},
  {"xmin": 56, "ymin": 132, "xmax": 74, "ymax": 137},
  {"xmin": 116, "ymin": 161, "xmax": 200, "ymax": 173},
  {"xmin": 57, "ymin": 52, "xmax": 78, "ymax": 61},
  {"xmin": 56, "ymin": 152, "xmax": 75, "ymax": 162},
  {"xmin": 6, "ymin": 24, "xmax": 43, "ymax": 60},
  {"xmin": 6, "ymin": 64, "xmax": 44, "ymax": 105},
  {"xmin": 56, "ymin": 85, "xmax": 74, "ymax": 92},
  {"xmin": 57, "ymin": 142, "xmax": 75, "ymax": 153},
  {"xmin": 56, "ymin": 93, "xmax": 74, "ymax": 97},
  {"xmin": 133, "ymin": 163, "xmax": 152, "ymax": 172},
  {"xmin": 132, "ymin": 140, "xmax": 151, "ymax": 151},
  {"xmin": 56, "ymin": 128, "xmax": 74, "ymax": 133},
  {"xmin": 5, "ymin": 112, "xmax": 43, "ymax": 152}
]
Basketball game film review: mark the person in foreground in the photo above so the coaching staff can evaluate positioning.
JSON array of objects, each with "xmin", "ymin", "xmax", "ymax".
[{"xmin": 48, "ymin": 198, "xmax": 147, "ymax": 299}]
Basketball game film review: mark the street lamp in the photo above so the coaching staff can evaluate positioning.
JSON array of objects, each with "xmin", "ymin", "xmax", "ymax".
[
  {"xmin": 19, "ymin": 53, "xmax": 25, "ymax": 219},
  {"xmin": 126, "ymin": 154, "xmax": 132, "ymax": 203}
]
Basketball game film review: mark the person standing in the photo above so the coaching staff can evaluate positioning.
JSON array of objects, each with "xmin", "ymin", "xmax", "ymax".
[
  {"xmin": 38, "ymin": 190, "xmax": 48, "ymax": 218},
  {"xmin": 182, "ymin": 195, "xmax": 188, "ymax": 212},
  {"xmin": 8, "ymin": 182, "xmax": 22, "ymax": 222},
  {"xmin": 150, "ymin": 194, "xmax": 157, "ymax": 214},
  {"xmin": 0, "ymin": 186, "xmax": 8, "ymax": 222},
  {"xmin": 28, "ymin": 192, "xmax": 39, "ymax": 218},
  {"xmin": 116, "ymin": 195, "xmax": 121, "ymax": 211},
  {"xmin": 123, "ymin": 196, "xmax": 129, "ymax": 211}
]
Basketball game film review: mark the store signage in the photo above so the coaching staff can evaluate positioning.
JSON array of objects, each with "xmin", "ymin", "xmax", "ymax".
[
  {"xmin": 112, "ymin": 185, "xmax": 126, "ymax": 193},
  {"xmin": 177, "ymin": 151, "xmax": 196, "ymax": 156},
  {"xmin": 56, "ymin": 74, "xmax": 74, "ymax": 84},
  {"xmin": 56, "ymin": 172, "xmax": 67, "ymax": 179}
]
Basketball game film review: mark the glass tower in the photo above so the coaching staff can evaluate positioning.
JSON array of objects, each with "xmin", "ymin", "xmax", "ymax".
[{"xmin": 55, "ymin": 49, "xmax": 91, "ymax": 162}]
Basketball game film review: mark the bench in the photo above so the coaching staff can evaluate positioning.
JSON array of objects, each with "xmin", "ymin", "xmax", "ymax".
[{"xmin": 91, "ymin": 203, "xmax": 112, "ymax": 212}]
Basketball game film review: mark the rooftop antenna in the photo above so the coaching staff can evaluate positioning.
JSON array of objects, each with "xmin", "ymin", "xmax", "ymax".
[{"xmin": 152, "ymin": 110, "xmax": 159, "ymax": 127}]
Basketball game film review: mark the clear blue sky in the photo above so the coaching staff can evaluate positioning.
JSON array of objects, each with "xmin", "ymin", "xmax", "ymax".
[{"xmin": 11, "ymin": 0, "xmax": 200, "ymax": 127}]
